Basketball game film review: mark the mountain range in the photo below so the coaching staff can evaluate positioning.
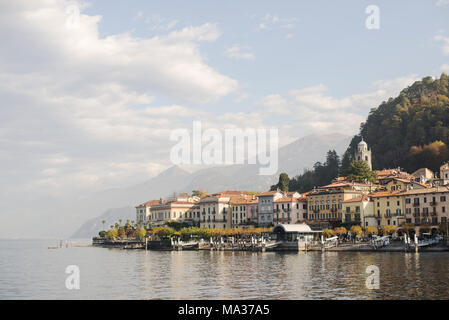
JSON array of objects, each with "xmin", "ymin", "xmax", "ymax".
[{"xmin": 71, "ymin": 133, "xmax": 351, "ymax": 238}]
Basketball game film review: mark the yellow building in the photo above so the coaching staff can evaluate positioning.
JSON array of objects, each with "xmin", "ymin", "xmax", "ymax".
[
  {"xmin": 370, "ymin": 191, "xmax": 405, "ymax": 228},
  {"xmin": 342, "ymin": 195, "xmax": 374, "ymax": 227},
  {"xmin": 307, "ymin": 182, "xmax": 377, "ymax": 227},
  {"xmin": 150, "ymin": 195, "xmax": 200, "ymax": 227}
]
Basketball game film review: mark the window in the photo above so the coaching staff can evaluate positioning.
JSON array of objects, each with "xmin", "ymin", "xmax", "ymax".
[
  {"xmin": 406, "ymin": 198, "xmax": 411, "ymax": 204},
  {"xmin": 441, "ymin": 196, "xmax": 446, "ymax": 202}
]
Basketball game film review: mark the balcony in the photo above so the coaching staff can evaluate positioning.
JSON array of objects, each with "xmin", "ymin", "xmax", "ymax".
[
  {"xmin": 413, "ymin": 203, "xmax": 420, "ymax": 207},
  {"xmin": 430, "ymin": 201, "xmax": 437, "ymax": 206}
]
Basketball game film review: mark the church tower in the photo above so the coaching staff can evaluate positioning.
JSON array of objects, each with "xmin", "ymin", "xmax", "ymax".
[{"xmin": 354, "ymin": 138, "xmax": 372, "ymax": 170}]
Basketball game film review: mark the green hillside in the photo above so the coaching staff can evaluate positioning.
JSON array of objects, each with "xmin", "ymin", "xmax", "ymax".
[{"xmin": 342, "ymin": 73, "xmax": 449, "ymax": 173}]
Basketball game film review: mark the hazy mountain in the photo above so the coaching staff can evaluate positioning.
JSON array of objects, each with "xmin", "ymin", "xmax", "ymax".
[
  {"xmin": 71, "ymin": 207, "xmax": 135, "ymax": 239},
  {"xmin": 70, "ymin": 133, "xmax": 350, "ymax": 238}
]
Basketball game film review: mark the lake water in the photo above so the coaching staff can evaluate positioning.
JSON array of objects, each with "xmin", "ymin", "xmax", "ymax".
[{"xmin": 1, "ymin": 239, "xmax": 449, "ymax": 299}]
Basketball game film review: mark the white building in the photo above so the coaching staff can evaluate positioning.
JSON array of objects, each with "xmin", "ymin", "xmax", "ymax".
[{"xmin": 354, "ymin": 138, "xmax": 372, "ymax": 170}]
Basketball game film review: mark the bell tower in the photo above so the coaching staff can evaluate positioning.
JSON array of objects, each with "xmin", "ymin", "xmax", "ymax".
[{"xmin": 354, "ymin": 138, "xmax": 372, "ymax": 170}]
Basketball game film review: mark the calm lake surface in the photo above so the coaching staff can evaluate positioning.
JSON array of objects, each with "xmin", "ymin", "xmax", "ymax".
[{"xmin": 1, "ymin": 239, "xmax": 448, "ymax": 299}]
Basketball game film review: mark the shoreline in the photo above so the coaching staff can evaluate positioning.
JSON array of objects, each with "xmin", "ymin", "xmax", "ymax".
[{"xmin": 91, "ymin": 238, "xmax": 449, "ymax": 252}]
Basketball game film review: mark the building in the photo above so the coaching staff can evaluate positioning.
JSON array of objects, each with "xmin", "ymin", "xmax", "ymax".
[
  {"xmin": 354, "ymin": 138, "xmax": 372, "ymax": 170},
  {"xmin": 230, "ymin": 198, "xmax": 258, "ymax": 227},
  {"xmin": 376, "ymin": 168, "xmax": 414, "ymax": 185},
  {"xmin": 270, "ymin": 224, "xmax": 322, "ymax": 250},
  {"xmin": 412, "ymin": 168, "xmax": 434, "ymax": 184},
  {"xmin": 342, "ymin": 195, "xmax": 374, "ymax": 227},
  {"xmin": 381, "ymin": 177, "xmax": 428, "ymax": 192},
  {"xmin": 199, "ymin": 191, "xmax": 251, "ymax": 229},
  {"xmin": 307, "ymin": 182, "xmax": 376, "ymax": 228},
  {"xmin": 149, "ymin": 195, "xmax": 200, "ymax": 227},
  {"xmin": 135, "ymin": 200, "xmax": 160, "ymax": 225},
  {"xmin": 402, "ymin": 186, "xmax": 449, "ymax": 227},
  {"xmin": 369, "ymin": 191, "xmax": 405, "ymax": 228},
  {"xmin": 257, "ymin": 190, "xmax": 283, "ymax": 227},
  {"xmin": 440, "ymin": 162, "xmax": 449, "ymax": 185},
  {"xmin": 273, "ymin": 196, "xmax": 307, "ymax": 225}
]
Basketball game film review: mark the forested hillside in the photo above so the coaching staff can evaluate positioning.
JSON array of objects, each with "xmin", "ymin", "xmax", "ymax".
[{"xmin": 342, "ymin": 73, "xmax": 449, "ymax": 173}]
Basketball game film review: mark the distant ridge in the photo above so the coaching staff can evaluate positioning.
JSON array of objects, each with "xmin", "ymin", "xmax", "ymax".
[{"xmin": 70, "ymin": 133, "xmax": 351, "ymax": 238}]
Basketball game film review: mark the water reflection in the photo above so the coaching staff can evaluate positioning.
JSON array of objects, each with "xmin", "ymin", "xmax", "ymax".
[{"xmin": 1, "ymin": 240, "xmax": 449, "ymax": 299}]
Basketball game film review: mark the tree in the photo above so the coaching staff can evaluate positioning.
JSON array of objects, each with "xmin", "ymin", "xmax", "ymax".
[
  {"xmin": 98, "ymin": 230, "xmax": 106, "ymax": 238},
  {"xmin": 271, "ymin": 173, "xmax": 290, "ymax": 192},
  {"xmin": 192, "ymin": 189, "xmax": 208, "ymax": 198},
  {"xmin": 322, "ymin": 228, "xmax": 335, "ymax": 238},
  {"xmin": 101, "ymin": 220, "xmax": 106, "ymax": 230},
  {"xmin": 118, "ymin": 227, "xmax": 126, "ymax": 239},
  {"xmin": 136, "ymin": 227, "xmax": 147, "ymax": 240},
  {"xmin": 382, "ymin": 225, "xmax": 397, "ymax": 236},
  {"xmin": 408, "ymin": 141, "xmax": 449, "ymax": 172},
  {"xmin": 152, "ymin": 227, "xmax": 175, "ymax": 238},
  {"xmin": 365, "ymin": 226, "xmax": 378, "ymax": 237},
  {"xmin": 165, "ymin": 220, "xmax": 189, "ymax": 231},
  {"xmin": 342, "ymin": 74, "xmax": 449, "ymax": 172},
  {"xmin": 350, "ymin": 225, "xmax": 363, "ymax": 237},
  {"xmin": 346, "ymin": 161, "xmax": 377, "ymax": 183},
  {"xmin": 106, "ymin": 229, "xmax": 118, "ymax": 239},
  {"xmin": 334, "ymin": 227, "xmax": 347, "ymax": 237}
]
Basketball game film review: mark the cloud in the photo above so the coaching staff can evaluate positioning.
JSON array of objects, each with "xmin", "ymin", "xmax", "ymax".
[
  {"xmin": 256, "ymin": 14, "xmax": 297, "ymax": 31},
  {"xmin": 259, "ymin": 75, "xmax": 419, "ymax": 138},
  {"xmin": 258, "ymin": 94, "xmax": 291, "ymax": 115},
  {"xmin": 225, "ymin": 44, "xmax": 255, "ymax": 60},
  {"xmin": 434, "ymin": 34, "xmax": 449, "ymax": 55},
  {"xmin": 0, "ymin": 1, "xmax": 237, "ymax": 104},
  {"xmin": 436, "ymin": 0, "xmax": 449, "ymax": 7}
]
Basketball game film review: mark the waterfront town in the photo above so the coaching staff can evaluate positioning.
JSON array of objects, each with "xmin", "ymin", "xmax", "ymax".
[{"xmin": 128, "ymin": 140, "xmax": 449, "ymax": 248}]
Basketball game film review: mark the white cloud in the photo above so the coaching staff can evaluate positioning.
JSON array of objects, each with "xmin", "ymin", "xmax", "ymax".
[
  {"xmin": 258, "ymin": 94, "xmax": 291, "ymax": 115},
  {"xmin": 256, "ymin": 14, "xmax": 297, "ymax": 31},
  {"xmin": 436, "ymin": 0, "xmax": 449, "ymax": 7},
  {"xmin": 434, "ymin": 34, "xmax": 449, "ymax": 55},
  {"xmin": 259, "ymin": 75, "xmax": 419, "ymax": 138},
  {"xmin": 225, "ymin": 44, "xmax": 255, "ymax": 60},
  {"xmin": 0, "ymin": 1, "xmax": 237, "ymax": 104}
]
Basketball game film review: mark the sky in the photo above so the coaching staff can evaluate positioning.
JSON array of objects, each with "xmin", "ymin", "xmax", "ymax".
[{"xmin": 0, "ymin": 0, "xmax": 448, "ymax": 237}]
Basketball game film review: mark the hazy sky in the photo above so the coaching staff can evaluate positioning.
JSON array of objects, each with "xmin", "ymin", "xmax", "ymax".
[{"xmin": 0, "ymin": 0, "xmax": 448, "ymax": 237}]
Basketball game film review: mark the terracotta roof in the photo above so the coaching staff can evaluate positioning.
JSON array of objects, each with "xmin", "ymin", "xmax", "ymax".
[
  {"xmin": 259, "ymin": 190, "xmax": 280, "ymax": 196},
  {"xmin": 274, "ymin": 197, "xmax": 298, "ymax": 203},
  {"xmin": 342, "ymin": 195, "xmax": 370, "ymax": 203},
  {"xmin": 319, "ymin": 182, "xmax": 372, "ymax": 189},
  {"xmin": 369, "ymin": 191, "xmax": 402, "ymax": 198},
  {"xmin": 399, "ymin": 186, "xmax": 449, "ymax": 196},
  {"xmin": 231, "ymin": 199, "xmax": 258, "ymax": 205},
  {"xmin": 135, "ymin": 199, "xmax": 161, "ymax": 208}
]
